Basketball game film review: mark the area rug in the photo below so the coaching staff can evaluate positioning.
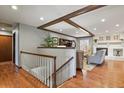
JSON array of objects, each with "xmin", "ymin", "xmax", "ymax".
[{"xmin": 84, "ymin": 64, "xmax": 96, "ymax": 71}]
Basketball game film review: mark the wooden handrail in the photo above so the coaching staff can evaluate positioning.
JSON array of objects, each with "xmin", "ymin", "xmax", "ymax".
[
  {"xmin": 20, "ymin": 50, "xmax": 57, "ymax": 87},
  {"xmin": 20, "ymin": 51, "xmax": 56, "ymax": 58},
  {"xmin": 20, "ymin": 50, "xmax": 73, "ymax": 88},
  {"xmin": 56, "ymin": 57, "xmax": 74, "ymax": 72},
  {"xmin": 47, "ymin": 56, "xmax": 74, "ymax": 83}
]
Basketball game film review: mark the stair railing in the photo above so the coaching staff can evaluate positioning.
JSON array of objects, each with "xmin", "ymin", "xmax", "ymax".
[
  {"xmin": 20, "ymin": 51, "xmax": 74, "ymax": 88},
  {"xmin": 20, "ymin": 51, "xmax": 56, "ymax": 88}
]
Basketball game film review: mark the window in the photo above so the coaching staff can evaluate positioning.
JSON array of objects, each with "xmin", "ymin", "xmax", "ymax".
[
  {"xmin": 113, "ymin": 35, "xmax": 119, "ymax": 40},
  {"xmin": 106, "ymin": 36, "xmax": 110, "ymax": 40},
  {"xmin": 99, "ymin": 36, "xmax": 104, "ymax": 41}
]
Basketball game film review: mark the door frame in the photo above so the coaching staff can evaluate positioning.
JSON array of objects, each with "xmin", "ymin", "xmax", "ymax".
[{"xmin": 12, "ymin": 32, "xmax": 16, "ymax": 64}]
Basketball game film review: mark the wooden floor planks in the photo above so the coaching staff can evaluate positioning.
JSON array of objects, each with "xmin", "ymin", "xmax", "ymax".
[{"xmin": 0, "ymin": 60, "xmax": 124, "ymax": 88}]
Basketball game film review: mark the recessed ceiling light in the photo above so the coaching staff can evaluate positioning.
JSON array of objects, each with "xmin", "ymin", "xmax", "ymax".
[
  {"xmin": 101, "ymin": 18, "xmax": 106, "ymax": 22},
  {"xmin": 93, "ymin": 28, "xmax": 97, "ymax": 30},
  {"xmin": 40, "ymin": 17, "xmax": 44, "ymax": 21},
  {"xmin": 59, "ymin": 29, "xmax": 62, "ymax": 32},
  {"xmin": 115, "ymin": 24, "xmax": 119, "ymax": 27},
  {"xmin": 11, "ymin": 5, "xmax": 18, "ymax": 10},
  {"xmin": 79, "ymin": 28, "xmax": 83, "ymax": 31},
  {"xmin": 105, "ymin": 30, "xmax": 109, "ymax": 33},
  {"xmin": 1, "ymin": 28, "xmax": 5, "ymax": 30},
  {"xmin": 76, "ymin": 31, "xmax": 79, "ymax": 34}
]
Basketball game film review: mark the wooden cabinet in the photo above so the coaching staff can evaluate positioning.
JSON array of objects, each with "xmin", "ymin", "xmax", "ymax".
[{"xmin": 76, "ymin": 51, "xmax": 84, "ymax": 70}]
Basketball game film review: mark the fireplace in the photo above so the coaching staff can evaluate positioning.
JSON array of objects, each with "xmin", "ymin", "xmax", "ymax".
[{"xmin": 96, "ymin": 48, "xmax": 108, "ymax": 56}]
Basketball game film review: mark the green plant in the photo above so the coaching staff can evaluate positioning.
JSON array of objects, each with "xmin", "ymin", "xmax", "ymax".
[
  {"xmin": 44, "ymin": 35, "xmax": 53, "ymax": 47},
  {"xmin": 94, "ymin": 39, "xmax": 98, "ymax": 43}
]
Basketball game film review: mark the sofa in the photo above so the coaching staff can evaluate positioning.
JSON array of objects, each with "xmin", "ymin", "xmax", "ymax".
[{"xmin": 88, "ymin": 49, "xmax": 106, "ymax": 65}]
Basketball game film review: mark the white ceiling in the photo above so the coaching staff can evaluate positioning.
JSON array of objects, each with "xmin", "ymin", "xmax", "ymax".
[
  {"xmin": 46, "ymin": 21, "xmax": 90, "ymax": 37},
  {"xmin": 0, "ymin": 5, "xmax": 84, "ymax": 26},
  {"xmin": 0, "ymin": 5, "xmax": 124, "ymax": 36},
  {"xmin": 71, "ymin": 5, "xmax": 124, "ymax": 35}
]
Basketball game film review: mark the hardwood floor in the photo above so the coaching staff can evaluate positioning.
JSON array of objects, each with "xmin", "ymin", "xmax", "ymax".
[
  {"xmin": 0, "ymin": 60, "xmax": 124, "ymax": 88},
  {"xmin": 60, "ymin": 60, "xmax": 124, "ymax": 88},
  {"xmin": 0, "ymin": 62, "xmax": 47, "ymax": 88}
]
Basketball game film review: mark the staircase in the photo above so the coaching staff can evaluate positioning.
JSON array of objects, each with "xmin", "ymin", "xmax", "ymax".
[{"xmin": 20, "ymin": 51, "xmax": 74, "ymax": 88}]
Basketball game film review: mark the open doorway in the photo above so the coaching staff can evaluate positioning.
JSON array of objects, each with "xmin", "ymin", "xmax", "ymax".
[
  {"xmin": 0, "ymin": 35, "xmax": 12, "ymax": 63},
  {"xmin": 13, "ymin": 32, "xmax": 16, "ymax": 64}
]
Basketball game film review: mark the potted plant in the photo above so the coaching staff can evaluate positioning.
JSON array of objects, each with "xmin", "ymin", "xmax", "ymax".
[
  {"xmin": 41, "ymin": 35, "xmax": 53, "ymax": 47},
  {"xmin": 94, "ymin": 39, "xmax": 98, "ymax": 43}
]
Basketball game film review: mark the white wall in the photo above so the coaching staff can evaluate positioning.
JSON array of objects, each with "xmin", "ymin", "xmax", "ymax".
[
  {"xmin": 19, "ymin": 23, "xmax": 49, "ymax": 53},
  {"xmin": 12, "ymin": 24, "xmax": 20, "ymax": 66},
  {"xmin": 18, "ymin": 23, "xmax": 78, "ymax": 66},
  {"xmin": 93, "ymin": 33, "xmax": 124, "ymax": 61},
  {"xmin": 19, "ymin": 24, "xmax": 77, "ymax": 52}
]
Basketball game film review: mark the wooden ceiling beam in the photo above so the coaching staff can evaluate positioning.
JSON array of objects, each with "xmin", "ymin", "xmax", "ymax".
[
  {"xmin": 38, "ymin": 5, "xmax": 106, "ymax": 29},
  {"xmin": 65, "ymin": 19, "xmax": 94, "ymax": 36},
  {"xmin": 77, "ymin": 35, "xmax": 93, "ymax": 39}
]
